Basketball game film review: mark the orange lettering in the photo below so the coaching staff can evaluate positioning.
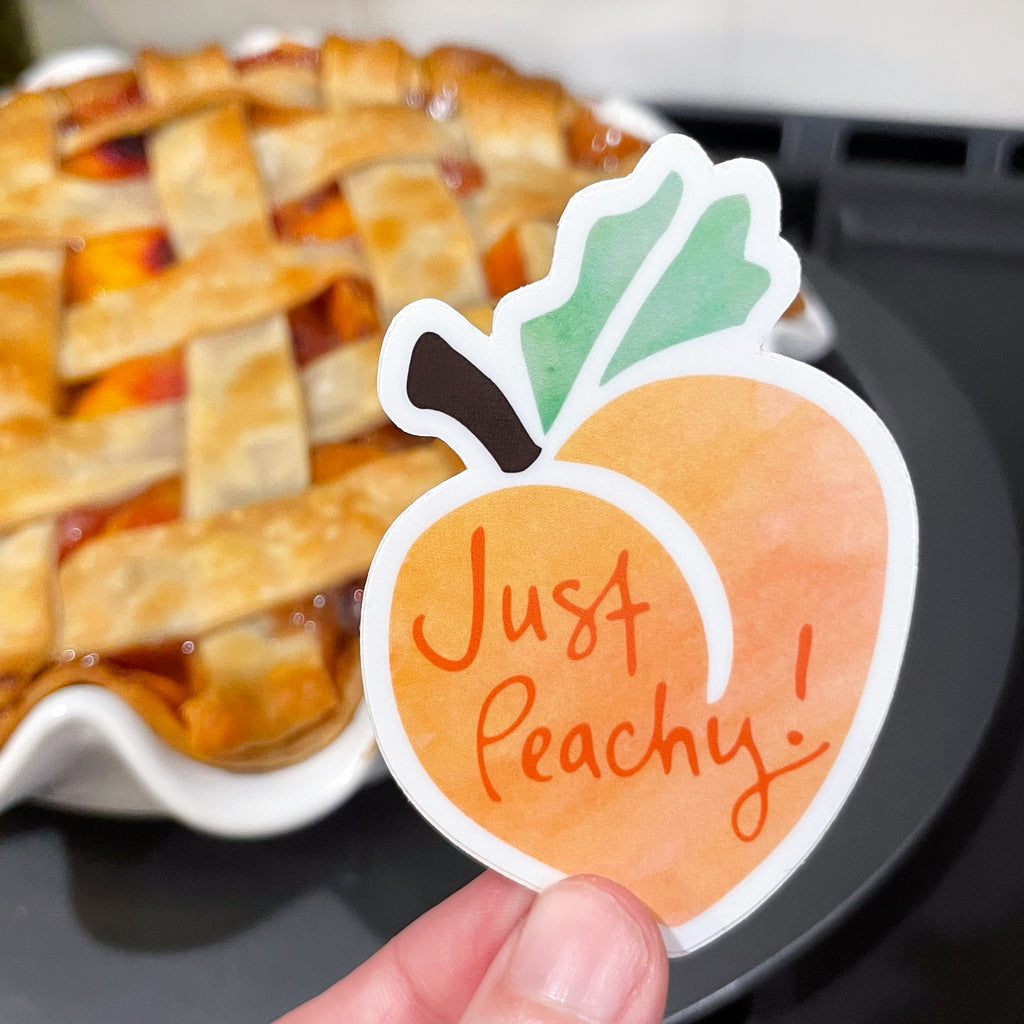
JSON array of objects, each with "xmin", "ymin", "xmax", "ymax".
[
  {"xmin": 551, "ymin": 578, "xmax": 589, "ymax": 654},
  {"xmin": 559, "ymin": 723, "xmax": 601, "ymax": 778},
  {"xmin": 476, "ymin": 674, "xmax": 535, "ymax": 802},
  {"xmin": 606, "ymin": 720, "xmax": 641, "ymax": 777},
  {"xmin": 414, "ymin": 525, "xmax": 485, "ymax": 671},
  {"xmin": 551, "ymin": 550, "xmax": 649, "ymax": 675},
  {"xmin": 795, "ymin": 623, "xmax": 812, "ymax": 700},
  {"xmin": 466, "ymin": 626, "xmax": 828, "ymax": 843},
  {"xmin": 522, "ymin": 727, "xmax": 553, "ymax": 782},
  {"xmin": 502, "ymin": 584, "xmax": 547, "ymax": 641},
  {"xmin": 605, "ymin": 681, "xmax": 700, "ymax": 777},
  {"xmin": 603, "ymin": 551, "xmax": 649, "ymax": 676},
  {"xmin": 644, "ymin": 680, "xmax": 700, "ymax": 776},
  {"xmin": 707, "ymin": 715, "xmax": 829, "ymax": 842}
]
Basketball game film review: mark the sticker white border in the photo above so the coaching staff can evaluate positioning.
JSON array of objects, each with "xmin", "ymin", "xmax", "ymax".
[{"xmin": 361, "ymin": 136, "xmax": 918, "ymax": 956}]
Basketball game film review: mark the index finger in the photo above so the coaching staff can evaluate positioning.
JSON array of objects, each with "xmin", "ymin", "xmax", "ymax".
[{"xmin": 274, "ymin": 870, "xmax": 535, "ymax": 1024}]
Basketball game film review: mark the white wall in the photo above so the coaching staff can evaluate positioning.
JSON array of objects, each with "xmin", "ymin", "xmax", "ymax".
[{"xmin": 21, "ymin": 0, "xmax": 1024, "ymax": 128}]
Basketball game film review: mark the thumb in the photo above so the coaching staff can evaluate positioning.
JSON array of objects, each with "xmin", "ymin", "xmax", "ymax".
[{"xmin": 458, "ymin": 875, "xmax": 668, "ymax": 1024}]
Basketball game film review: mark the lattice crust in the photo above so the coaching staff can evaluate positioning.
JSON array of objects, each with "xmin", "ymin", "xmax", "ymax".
[{"xmin": 0, "ymin": 37, "xmax": 650, "ymax": 769}]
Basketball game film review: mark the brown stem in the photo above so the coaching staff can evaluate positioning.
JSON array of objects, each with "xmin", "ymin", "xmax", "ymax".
[{"xmin": 406, "ymin": 332, "xmax": 541, "ymax": 473}]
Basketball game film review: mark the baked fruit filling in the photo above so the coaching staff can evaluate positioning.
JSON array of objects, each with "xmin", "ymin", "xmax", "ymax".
[
  {"xmin": 34, "ymin": 209, "xmax": 430, "ymax": 764},
  {"xmin": 272, "ymin": 183, "xmax": 355, "ymax": 242},
  {"xmin": 5, "ymin": 36, "xmax": 771, "ymax": 771}
]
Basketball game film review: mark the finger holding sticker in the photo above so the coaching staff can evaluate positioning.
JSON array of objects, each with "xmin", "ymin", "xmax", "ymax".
[
  {"xmin": 274, "ymin": 871, "xmax": 668, "ymax": 1024},
  {"xmin": 458, "ymin": 876, "xmax": 668, "ymax": 1024},
  {"xmin": 361, "ymin": 134, "xmax": 918, "ymax": 956}
]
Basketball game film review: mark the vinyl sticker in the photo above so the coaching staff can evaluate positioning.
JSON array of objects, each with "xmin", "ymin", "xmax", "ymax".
[{"xmin": 360, "ymin": 135, "xmax": 918, "ymax": 955}]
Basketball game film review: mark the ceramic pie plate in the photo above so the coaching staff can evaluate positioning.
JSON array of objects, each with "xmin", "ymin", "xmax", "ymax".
[{"xmin": 1, "ymin": 32, "xmax": 833, "ymax": 838}]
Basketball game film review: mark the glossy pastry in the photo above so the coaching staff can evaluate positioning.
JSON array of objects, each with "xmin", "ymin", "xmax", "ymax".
[{"xmin": 0, "ymin": 38, "xmax": 649, "ymax": 769}]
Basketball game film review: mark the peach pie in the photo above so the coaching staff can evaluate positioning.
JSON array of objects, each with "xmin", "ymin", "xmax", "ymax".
[{"xmin": 0, "ymin": 38, "xmax": 652, "ymax": 769}]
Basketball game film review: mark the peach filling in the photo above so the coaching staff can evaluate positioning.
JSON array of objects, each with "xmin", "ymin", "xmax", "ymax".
[
  {"xmin": 310, "ymin": 424, "xmax": 429, "ymax": 484},
  {"xmin": 272, "ymin": 185, "xmax": 380, "ymax": 365},
  {"xmin": 566, "ymin": 108, "xmax": 647, "ymax": 169},
  {"xmin": 56, "ymin": 477, "xmax": 182, "ymax": 563},
  {"xmin": 61, "ymin": 227, "xmax": 182, "ymax": 415},
  {"xmin": 70, "ymin": 350, "xmax": 186, "ymax": 419},
  {"xmin": 64, "ymin": 226, "xmax": 175, "ymax": 304},
  {"xmin": 426, "ymin": 45, "xmax": 515, "ymax": 81},
  {"xmin": 438, "ymin": 156, "xmax": 485, "ymax": 198},
  {"xmin": 57, "ymin": 71, "xmax": 150, "ymax": 179},
  {"xmin": 484, "ymin": 227, "xmax": 527, "ymax": 299},
  {"xmin": 288, "ymin": 277, "xmax": 380, "ymax": 366},
  {"xmin": 62, "ymin": 134, "xmax": 149, "ymax": 179},
  {"xmin": 272, "ymin": 183, "xmax": 357, "ymax": 243}
]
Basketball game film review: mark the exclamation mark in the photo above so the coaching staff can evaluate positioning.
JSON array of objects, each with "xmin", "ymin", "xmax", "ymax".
[{"xmin": 795, "ymin": 623, "xmax": 813, "ymax": 700}]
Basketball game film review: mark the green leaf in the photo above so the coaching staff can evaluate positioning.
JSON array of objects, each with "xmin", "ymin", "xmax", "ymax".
[
  {"xmin": 601, "ymin": 195, "xmax": 769, "ymax": 384},
  {"xmin": 520, "ymin": 172, "xmax": 683, "ymax": 432}
]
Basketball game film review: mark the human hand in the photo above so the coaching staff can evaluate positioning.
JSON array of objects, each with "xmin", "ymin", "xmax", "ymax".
[{"xmin": 275, "ymin": 870, "xmax": 669, "ymax": 1023}]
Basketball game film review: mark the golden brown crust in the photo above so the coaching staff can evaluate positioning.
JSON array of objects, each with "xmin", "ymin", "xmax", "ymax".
[
  {"xmin": 303, "ymin": 334, "xmax": 387, "ymax": 445},
  {"xmin": 184, "ymin": 317, "xmax": 311, "ymax": 517},
  {"xmin": 0, "ymin": 247, "xmax": 63, "ymax": 422},
  {"xmin": 209, "ymin": 638, "xmax": 366, "ymax": 771},
  {"xmin": 454, "ymin": 67, "xmax": 571, "ymax": 167},
  {"xmin": 0, "ymin": 177, "xmax": 163, "ymax": 246},
  {"xmin": 321, "ymin": 36, "xmax": 422, "ymax": 108},
  {"xmin": 58, "ymin": 442, "xmax": 461, "ymax": 654},
  {"xmin": 0, "ymin": 659, "xmax": 192, "ymax": 752},
  {"xmin": 473, "ymin": 160, "xmax": 596, "ymax": 248},
  {"xmin": 137, "ymin": 44, "xmax": 237, "ymax": 107},
  {"xmin": 0, "ymin": 359, "xmax": 404, "ymax": 530},
  {"xmin": 0, "ymin": 522, "xmax": 56, "ymax": 675},
  {"xmin": 0, "ymin": 93, "xmax": 58, "ymax": 195},
  {"xmin": 0, "ymin": 404, "xmax": 182, "ymax": 532},
  {"xmin": 0, "ymin": 631, "xmax": 365, "ymax": 770},
  {"xmin": 0, "ymin": 35, "xmax": 650, "ymax": 771},
  {"xmin": 345, "ymin": 160, "xmax": 486, "ymax": 319},
  {"xmin": 59, "ymin": 93, "xmax": 231, "ymax": 159},
  {"xmin": 238, "ymin": 60, "xmax": 321, "ymax": 111},
  {"xmin": 60, "ymin": 223, "xmax": 361, "ymax": 380},
  {"xmin": 148, "ymin": 102, "xmax": 270, "ymax": 257},
  {"xmin": 57, "ymin": 47, "xmax": 313, "ymax": 158},
  {"xmin": 517, "ymin": 220, "xmax": 558, "ymax": 283},
  {"xmin": 254, "ymin": 105, "xmax": 459, "ymax": 207},
  {"xmin": 182, "ymin": 615, "xmax": 336, "ymax": 760}
]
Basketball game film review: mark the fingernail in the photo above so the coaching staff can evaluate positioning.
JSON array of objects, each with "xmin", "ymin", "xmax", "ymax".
[{"xmin": 507, "ymin": 880, "xmax": 650, "ymax": 1023}]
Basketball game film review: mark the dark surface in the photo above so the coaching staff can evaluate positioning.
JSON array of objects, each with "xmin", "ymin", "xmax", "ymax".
[
  {"xmin": 0, "ymin": 259, "xmax": 1019, "ymax": 1024},
  {"xmin": 2, "ymin": 113, "xmax": 1023, "ymax": 1022},
  {"xmin": 661, "ymin": 257, "xmax": 1021, "ymax": 1020},
  {"xmin": 661, "ymin": 107, "xmax": 1024, "ymax": 1022},
  {"xmin": 741, "ymin": 241, "xmax": 1024, "ymax": 1022}
]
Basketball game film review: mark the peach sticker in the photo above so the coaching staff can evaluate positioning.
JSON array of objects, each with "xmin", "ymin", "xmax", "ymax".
[{"xmin": 360, "ymin": 136, "xmax": 918, "ymax": 955}]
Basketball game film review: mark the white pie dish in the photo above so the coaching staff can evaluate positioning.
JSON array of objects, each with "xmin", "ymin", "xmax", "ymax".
[
  {"xmin": 6, "ymin": 685, "xmax": 382, "ymax": 835},
  {"xmin": 2, "ymin": 35, "xmax": 833, "ymax": 838},
  {"xmin": 4, "ymin": 33, "xmax": 388, "ymax": 838}
]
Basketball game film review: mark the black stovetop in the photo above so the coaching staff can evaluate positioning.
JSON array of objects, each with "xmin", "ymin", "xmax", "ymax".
[
  {"xmin": 658, "ymin": 105, "xmax": 1024, "ymax": 1024},
  {"xmin": 0, "ymin": 107, "xmax": 1021, "ymax": 1024}
]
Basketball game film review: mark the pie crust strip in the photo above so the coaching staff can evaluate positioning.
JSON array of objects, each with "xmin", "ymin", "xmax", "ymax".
[
  {"xmin": 0, "ymin": 521, "xmax": 56, "ymax": 675},
  {"xmin": 0, "ymin": 404, "xmax": 182, "ymax": 532},
  {"xmin": 344, "ymin": 160, "xmax": 486, "ymax": 321},
  {"xmin": 59, "ymin": 223, "xmax": 361, "ymax": 381},
  {"xmin": 0, "ymin": 247, "xmax": 63, "ymax": 423},
  {"xmin": 58, "ymin": 442, "xmax": 461, "ymax": 654},
  {"xmin": 0, "ymin": 354, "xmax": 387, "ymax": 533}
]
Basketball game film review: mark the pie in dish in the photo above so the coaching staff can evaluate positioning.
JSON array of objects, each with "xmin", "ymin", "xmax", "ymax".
[{"xmin": 0, "ymin": 37, "xmax": 660, "ymax": 770}]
